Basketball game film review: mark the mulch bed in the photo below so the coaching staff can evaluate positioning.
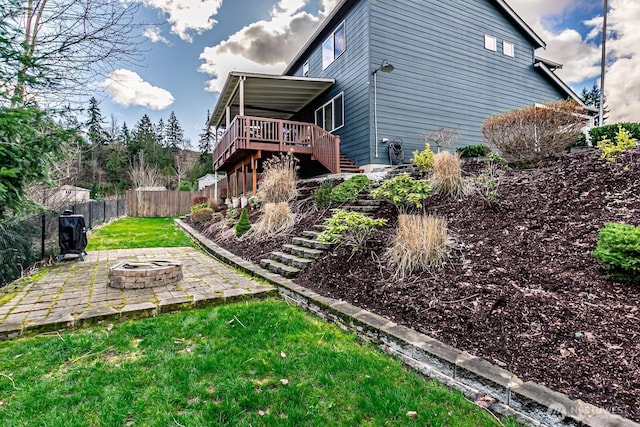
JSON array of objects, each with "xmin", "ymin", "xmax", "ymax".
[{"xmin": 191, "ymin": 148, "xmax": 640, "ymax": 421}]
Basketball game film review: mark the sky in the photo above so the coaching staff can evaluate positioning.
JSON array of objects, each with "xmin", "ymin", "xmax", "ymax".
[{"xmin": 95, "ymin": 0, "xmax": 640, "ymax": 146}]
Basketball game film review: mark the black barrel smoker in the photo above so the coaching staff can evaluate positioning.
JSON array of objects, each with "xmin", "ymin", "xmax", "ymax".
[{"xmin": 56, "ymin": 210, "xmax": 88, "ymax": 263}]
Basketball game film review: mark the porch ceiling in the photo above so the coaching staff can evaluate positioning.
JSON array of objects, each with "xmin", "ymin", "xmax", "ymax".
[{"xmin": 210, "ymin": 72, "xmax": 335, "ymax": 127}]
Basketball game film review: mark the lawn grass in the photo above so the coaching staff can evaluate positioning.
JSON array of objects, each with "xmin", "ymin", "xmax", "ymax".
[
  {"xmin": 86, "ymin": 217, "xmax": 194, "ymax": 250},
  {"xmin": 0, "ymin": 299, "xmax": 515, "ymax": 426}
]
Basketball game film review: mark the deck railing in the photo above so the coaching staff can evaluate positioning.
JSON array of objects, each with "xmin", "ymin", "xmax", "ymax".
[{"xmin": 212, "ymin": 116, "xmax": 340, "ymax": 173}]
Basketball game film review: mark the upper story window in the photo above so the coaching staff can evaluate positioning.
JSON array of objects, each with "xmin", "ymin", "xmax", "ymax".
[
  {"xmin": 503, "ymin": 41, "xmax": 515, "ymax": 57},
  {"xmin": 315, "ymin": 93, "xmax": 344, "ymax": 132},
  {"xmin": 302, "ymin": 60, "xmax": 310, "ymax": 77},
  {"xmin": 322, "ymin": 21, "xmax": 346, "ymax": 70},
  {"xmin": 484, "ymin": 35, "xmax": 497, "ymax": 51}
]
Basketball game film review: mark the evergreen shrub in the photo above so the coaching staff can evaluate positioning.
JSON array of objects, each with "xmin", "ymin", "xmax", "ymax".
[{"xmin": 593, "ymin": 222, "xmax": 640, "ymax": 282}]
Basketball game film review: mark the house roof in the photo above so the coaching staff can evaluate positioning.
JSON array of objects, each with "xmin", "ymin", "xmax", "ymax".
[
  {"xmin": 534, "ymin": 60, "xmax": 596, "ymax": 112},
  {"xmin": 283, "ymin": 0, "xmax": 546, "ymax": 75},
  {"xmin": 210, "ymin": 72, "xmax": 335, "ymax": 127}
]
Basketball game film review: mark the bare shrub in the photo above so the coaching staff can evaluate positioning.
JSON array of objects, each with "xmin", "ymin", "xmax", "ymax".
[
  {"xmin": 481, "ymin": 100, "xmax": 587, "ymax": 164},
  {"xmin": 249, "ymin": 202, "xmax": 295, "ymax": 239},
  {"xmin": 191, "ymin": 208, "xmax": 213, "ymax": 226},
  {"xmin": 420, "ymin": 127, "xmax": 460, "ymax": 152},
  {"xmin": 431, "ymin": 151, "xmax": 471, "ymax": 197},
  {"xmin": 385, "ymin": 215, "xmax": 452, "ymax": 279},
  {"xmin": 258, "ymin": 151, "xmax": 299, "ymax": 204}
]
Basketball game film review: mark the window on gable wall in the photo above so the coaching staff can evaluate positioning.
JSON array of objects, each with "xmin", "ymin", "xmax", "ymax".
[
  {"xmin": 322, "ymin": 21, "xmax": 346, "ymax": 70},
  {"xmin": 503, "ymin": 41, "xmax": 514, "ymax": 57},
  {"xmin": 303, "ymin": 61, "xmax": 309, "ymax": 77},
  {"xmin": 315, "ymin": 93, "xmax": 344, "ymax": 132},
  {"xmin": 484, "ymin": 34, "xmax": 497, "ymax": 51}
]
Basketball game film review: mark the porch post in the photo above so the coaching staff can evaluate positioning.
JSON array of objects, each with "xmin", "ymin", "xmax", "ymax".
[
  {"xmin": 242, "ymin": 160, "xmax": 248, "ymax": 195},
  {"xmin": 225, "ymin": 107, "xmax": 230, "ymax": 128},
  {"xmin": 239, "ymin": 76, "xmax": 246, "ymax": 116},
  {"xmin": 252, "ymin": 153, "xmax": 258, "ymax": 196},
  {"xmin": 334, "ymin": 135, "xmax": 341, "ymax": 173}
]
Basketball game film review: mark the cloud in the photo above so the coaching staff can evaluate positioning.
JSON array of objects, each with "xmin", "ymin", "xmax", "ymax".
[
  {"xmin": 101, "ymin": 69, "xmax": 174, "ymax": 110},
  {"xmin": 138, "ymin": 0, "xmax": 223, "ymax": 42},
  {"xmin": 509, "ymin": 0, "xmax": 640, "ymax": 122},
  {"xmin": 143, "ymin": 26, "xmax": 169, "ymax": 44},
  {"xmin": 199, "ymin": 0, "xmax": 339, "ymax": 93}
]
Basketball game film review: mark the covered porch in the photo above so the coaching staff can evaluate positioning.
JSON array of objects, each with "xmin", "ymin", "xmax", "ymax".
[{"xmin": 209, "ymin": 72, "xmax": 342, "ymax": 197}]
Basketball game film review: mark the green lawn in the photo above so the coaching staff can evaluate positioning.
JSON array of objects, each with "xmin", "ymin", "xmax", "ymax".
[
  {"xmin": 86, "ymin": 217, "xmax": 194, "ymax": 250},
  {"xmin": 0, "ymin": 299, "xmax": 513, "ymax": 426}
]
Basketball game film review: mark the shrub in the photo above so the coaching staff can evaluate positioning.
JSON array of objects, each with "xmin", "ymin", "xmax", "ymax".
[
  {"xmin": 191, "ymin": 208, "xmax": 213, "ymax": 226},
  {"xmin": 456, "ymin": 144, "xmax": 491, "ymax": 158},
  {"xmin": 225, "ymin": 206, "xmax": 239, "ymax": 220},
  {"xmin": 474, "ymin": 163, "xmax": 501, "ymax": 204},
  {"xmin": 431, "ymin": 151, "xmax": 470, "ymax": 197},
  {"xmin": 219, "ymin": 188, "xmax": 228, "ymax": 200},
  {"xmin": 411, "ymin": 143, "xmax": 435, "ymax": 174},
  {"xmin": 590, "ymin": 123, "xmax": 640, "ymax": 145},
  {"xmin": 317, "ymin": 209, "xmax": 387, "ymax": 251},
  {"xmin": 258, "ymin": 151, "xmax": 298, "ymax": 203},
  {"xmin": 371, "ymin": 173, "xmax": 431, "ymax": 210},
  {"xmin": 330, "ymin": 175, "xmax": 370, "ymax": 204},
  {"xmin": 192, "ymin": 196, "xmax": 208, "ymax": 206},
  {"xmin": 248, "ymin": 195, "xmax": 262, "ymax": 210},
  {"xmin": 593, "ymin": 223, "xmax": 640, "ymax": 282},
  {"xmin": 596, "ymin": 124, "xmax": 638, "ymax": 162},
  {"xmin": 235, "ymin": 208, "xmax": 251, "ymax": 237},
  {"xmin": 314, "ymin": 181, "xmax": 333, "ymax": 209},
  {"xmin": 481, "ymin": 100, "xmax": 587, "ymax": 164},
  {"xmin": 207, "ymin": 198, "xmax": 219, "ymax": 212},
  {"xmin": 178, "ymin": 181, "xmax": 192, "ymax": 191},
  {"xmin": 385, "ymin": 214, "xmax": 452, "ymax": 279},
  {"xmin": 211, "ymin": 212, "xmax": 224, "ymax": 223},
  {"xmin": 250, "ymin": 202, "xmax": 295, "ymax": 238}
]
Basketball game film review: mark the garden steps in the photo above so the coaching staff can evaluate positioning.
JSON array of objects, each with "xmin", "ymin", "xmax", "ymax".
[
  {"xmin": 260, "ymin": 187, "xmax": 385, "ymax": 279},
  {"xmin": 259, "ymin": 258, "xmax": 301, "ymax": 278}
]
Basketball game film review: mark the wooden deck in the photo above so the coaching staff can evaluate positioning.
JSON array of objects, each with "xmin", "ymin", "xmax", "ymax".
[{"xmin": 212, "ymin": 116, "xmax": 341, "ymax": 174}]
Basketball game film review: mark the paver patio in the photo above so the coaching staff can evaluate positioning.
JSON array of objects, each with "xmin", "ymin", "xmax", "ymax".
[{"xmin": 0, "ymin": 247, "xmax": 275, "ymax": 339}]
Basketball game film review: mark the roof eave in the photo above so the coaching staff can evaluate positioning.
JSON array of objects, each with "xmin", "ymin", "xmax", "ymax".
[
  {"xmin": 534, "ymin": 62, "xmax": 594, "ymax": 112},
  {"xmin": 494, "ymin": 0, "xmax": 546, "ymax": 49}
]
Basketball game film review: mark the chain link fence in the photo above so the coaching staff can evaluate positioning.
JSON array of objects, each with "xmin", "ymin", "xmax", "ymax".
[{"xmin": 0, "ymin": 199, "xmax": 125, "ymax": 288}]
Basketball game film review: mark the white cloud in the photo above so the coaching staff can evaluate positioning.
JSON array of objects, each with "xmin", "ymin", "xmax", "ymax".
[
  {"xmin": 199, "ymin": 0, "xmax": 339, "ymax": 93},
  {"xmin": 101, "ymin": 69, "xmax": 174, "ymax": 110},
  {"xmin": 138, "ymin": 0, "xmax": 223, "ymax": 42},
  {"xmin": 143, "ymin": 26, "xmax": 169, "ymax": 44},
  {"xmin": 509, "ymin": 0, "xmax": 640, "ymax": 122}
]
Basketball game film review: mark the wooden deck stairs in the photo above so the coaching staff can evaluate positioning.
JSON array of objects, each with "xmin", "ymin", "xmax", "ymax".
[{"xmin": 339, "ymin": 155, "xmax": 363, "ymax": 173}]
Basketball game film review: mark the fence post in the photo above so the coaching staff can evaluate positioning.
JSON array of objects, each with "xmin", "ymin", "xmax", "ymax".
[
  {"xmin": 88, "ymin": 202, "xmax": 93, "ymax": 229},
  {"xmin": 103, "ymin": 200, "xmax": 106, "ymax": 225},
  {"xmin": 41, "ymin": 213, "xmax": 46, "ymax": 260}
]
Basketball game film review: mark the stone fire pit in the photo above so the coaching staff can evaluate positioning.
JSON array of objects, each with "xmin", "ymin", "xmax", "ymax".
[{"xmin": 108, "ymin": 259, "xmax": 183, "ymax": 289}]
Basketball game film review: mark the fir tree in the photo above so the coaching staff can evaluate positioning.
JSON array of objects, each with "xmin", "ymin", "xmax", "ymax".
[
  {"xmin": 198, "ymin": 110, "xmax": 215, "ymax": 155},
  {"xmin": 580, "ymin": 83, "xmax": 609, "ymax": 126},
  {"xmin": 166, "ymin": 111, "xmax": 184, "ymax": 153}
]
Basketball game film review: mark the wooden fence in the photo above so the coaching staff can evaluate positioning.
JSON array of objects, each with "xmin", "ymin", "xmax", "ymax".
[{"xmin": 126, "ymin": 188, "xmax": 220, "ymax": 217}]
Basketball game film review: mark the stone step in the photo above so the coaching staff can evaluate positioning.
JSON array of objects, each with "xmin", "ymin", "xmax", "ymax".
[
  {"xmin": 260, "ymin": 259, "xmax": 300, "ymax": 278},
  {"xmin": 302, "ymin": 230, "xmax": 322, "ymax": 239},
  {"xmin": 270, "ymin": 251, "xmax": 314, "ymax": 269},
  {"xmin": 292, "ymin": 237, "xmax": 333, "ymax": 251},
  {"xmin": 353, "ymin": 199, "xmax": 381, "ymax": 206},
  {"xmin": 312, "ymin": 224, "xmax": 328, "ymax": 232},
  {"xmin": 283, "ymin": 244, "xmax": 325, "ymax": 260},
  {"xmin": 343, "ymin": 205, "xmax": 379, "ymax": 213}
]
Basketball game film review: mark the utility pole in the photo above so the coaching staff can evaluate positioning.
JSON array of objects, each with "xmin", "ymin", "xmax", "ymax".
[{"xmin": 599, "ymin": 0, "xmax": 608, "ymax": 126}]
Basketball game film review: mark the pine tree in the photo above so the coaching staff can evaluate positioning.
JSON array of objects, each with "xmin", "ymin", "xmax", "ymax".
[
  {"xmin": 155, "ymin": 118, "xmax": 166, "ymax": 147},
  {"xmin": 166, "ymin": 111, "xmax": 184, "ymax": 154},
  {"xmin": 198, "ymin": 110, "xmax": 215, "ymax": 155},
  {"xmin": 581, "ymin": 83, "xmax": 609, "ymax": 126},
  {"xmin": 86, "ymin": 97, "xmax": 108, "ymax": 146}
]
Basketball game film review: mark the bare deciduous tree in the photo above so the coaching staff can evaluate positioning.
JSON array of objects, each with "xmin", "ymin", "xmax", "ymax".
[
  {"xmin": 6, "ymin": 0, "xmax": 144, "ymax": 106},
  {"xmin": 129, "ymin": 152, "xmax": 164, "ymax": 204}
]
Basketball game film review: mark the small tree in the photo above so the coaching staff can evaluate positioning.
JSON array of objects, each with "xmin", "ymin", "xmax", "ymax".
[
  {"xmin": 235, "ymin": 208, "xmax": 251, "ymax": 237},
  {"xmin": 481, "ymin": 100, "xmax": 587, "ymax": 165}
]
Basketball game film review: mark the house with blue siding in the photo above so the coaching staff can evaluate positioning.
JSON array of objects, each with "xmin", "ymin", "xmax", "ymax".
[{"xmin": 208, "ymin": 0, "xmax": 587, "ymax": 195}]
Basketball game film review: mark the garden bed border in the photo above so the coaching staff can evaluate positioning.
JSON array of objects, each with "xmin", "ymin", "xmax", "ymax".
[{"xmin": 177, "ymin": 219, "xmax": 639, "ymax": 427}]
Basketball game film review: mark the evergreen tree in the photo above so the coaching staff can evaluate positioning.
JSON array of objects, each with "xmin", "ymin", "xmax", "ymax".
[
  {"xmin": 119, "ymin": 122, "xmax": 131, "ymax": 146},
  {"xmin": 166, "ymin": 111, "xmax": 184, "ymax": 153},
  {"xmin": 198, "ymin": 110, "xmax": 215, "ymax": 155},
  {"xmin": 580, "ymin": 83, "xmax": 609, "ymax": 126},
  {"xmin": 86, "ymin": 97, "xmax": 108, "ymax": 146},
  {"xmin": 156, "ymin": 118, "xmax": 166, "ymax": 147}
]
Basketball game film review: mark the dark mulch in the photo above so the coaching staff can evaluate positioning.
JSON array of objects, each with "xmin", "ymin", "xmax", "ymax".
[{"xmin": 192, "ymin": 148, "xmax": 640, "ymax": 421}]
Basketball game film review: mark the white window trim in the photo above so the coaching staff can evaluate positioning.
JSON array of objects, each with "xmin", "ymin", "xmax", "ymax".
[
  {"xmin": 503, "ymin": 41, "xmax": 515, "ymax": 57},
  {"xmin": 302, "ymin": 60, "xmax": 310, "ymax": 77},
  {"xmin": 484, "ymin": 34, "xmax": 497, "ymax": 51},
  {"xmin": 322, "ymin": 21, "xmax": 346, "ymax": 70},
  {"xmin": 315, "ymin": 92, "xmax": 344, "ymax": 132}
]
